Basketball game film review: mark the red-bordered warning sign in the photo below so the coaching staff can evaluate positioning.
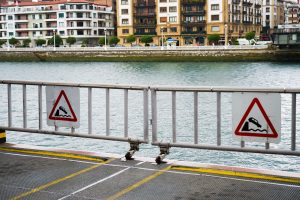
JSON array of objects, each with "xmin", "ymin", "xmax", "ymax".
[
  {"xmin": 234, "ymin": 98, "xmax": 278, "ymax": 138},
  {"xmin": 48, "ymin": 90, "xmax": 78, "ymax": 122}
]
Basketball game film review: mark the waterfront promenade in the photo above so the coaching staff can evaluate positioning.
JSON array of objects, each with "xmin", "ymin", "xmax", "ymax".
[
  {"xmin": 1, "ymin": 143, "xmax": 300, "ymax": 200},
  {"xmin": 0, "ymin": 45, "xmax": 299, "ymax": 62}
]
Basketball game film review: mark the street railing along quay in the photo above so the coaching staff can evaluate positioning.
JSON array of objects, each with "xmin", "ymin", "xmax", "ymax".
[
  {"xmin": 0, "ymin": 80, "xmax": 298, "ymax": 163},
  {"xmin": 0, "ymin": 45, "xmax": 269, "ymax": 52}
]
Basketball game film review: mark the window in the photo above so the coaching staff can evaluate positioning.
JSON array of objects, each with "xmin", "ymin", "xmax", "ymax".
[
  {"xmin": 160, "ymin": 0, "xmax": 167, "ymax": 2},
  {"xmin": 60, "ymin": 5, "xmax": 66, "ymax": 10},
  {"xmin": 121, "ymin": 0, "xmax": 128, "ymax": 5},
  {"xmin": 211, "ymin": 4, "xmax": 219, "ymax": 10},
  {"xmin": 169, "ymin": 16, "xmax": 177, "ymax": 22},
  {"xmin": 121, "ymin": 9, "xmax": 128, "ymax": 14},
  {"xmin": 160, "ymin": 17, "xmax": 167, "ymax": 23},
  {"xmin": 169, "ymin": 0, "xmax": 177, "ymax": 2},
  {"xmin": 59, "ymin": 13, "xmax": 64, "ymax": 18},
  {"xmin": 122, "ymin": 29, "xmax": 129, "ymax": 34},
  {"xmin": 122, "ymin": 19, "xmax": 129, "ymax": 24},
  {"xmin": 211, "ymin": 26, "xmax": 220, "ymax": 32},
  {"xmin": 59, "ymin": 22, "xmax": 64, "ymax": 27},
  {"xmin": 170, "ymin": 27, "xmax": 177, "ymax": 32},
  {"xmin": 59, "ymin": 31, "xmax": 65, "ymax": 35},
  {"xmin": 266, "ymin": 7, "xmax": 270, "ymax": 13},
  {"xmin": 160, "ymin": 27, "xmax": 167, "ymax": 32},
  {"xmin": 211, "ymin": 15, "xmax": 219, "ymax": 21},
  {"xmin": 169, "ymin": 6, "xmax": 177, "ymax": 12},
  {"xmin": 8, "ymin": 15, "xmax": 13, "ymax": 20},
  {"xmin": 160, "ymin": 7, "xmax": 167, "ymax": 13}
]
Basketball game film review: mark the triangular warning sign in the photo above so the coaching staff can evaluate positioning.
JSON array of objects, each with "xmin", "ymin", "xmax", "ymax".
[
  {"xmin": 49, "ymin": 90, "xmax": 78, "ymax": 122},
  {"xmin": 234, "ymin": 98, "xmax": 278, "ymax": 138}
]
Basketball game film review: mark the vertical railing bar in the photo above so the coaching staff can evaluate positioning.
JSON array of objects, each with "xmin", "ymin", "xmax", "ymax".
[
  {"xmin": 23, "ymin": 84, "xmax": 27, "ymax": 128},
  {"xmin": 217, "ymin": 92, "xmax": 221, "ymax": 146},
  {"xmin": 124, "ymin": 89, "xmax": 128, "ymax": 138},
  {"xmin": 38, "ymin": 85, "xmax": 42, "ymax": 130},
  {"xmin": 55, "ymin": 125, "xmax": 58, "ymax": 132},
  {"xmin": 194, "ymin": 92, "xmax": 198, "ymax": 144},
  {"xmin": 106, "ymin": 88, "xmax": 110, "ymax": 136},
  {"xmin": 88, "ymin": 88, "xmax": 92, "ymax": 134},
  {"xmin": 143, "ymin": 89, "xmax": 149, "ymax": 141},
  {"xmin": 241, "ymin": 141, "xmax": 245, "ymax": 148},
  {"xmin": 291, "ymin": 93, "xmax": 296, "ymax": 151},
  {"xmin": 71, "ymin": 127, "xmax": 75, "ymax": 134},
  {"xmin": 265, "ymin": 142, "xmax": 270, "ymax": 150},
  {"xmin": 172, "ymin": 91, "xmax": 176, "ymax": 143},
  {"xmin": 7, "ymin": 84, "xmax": 12, "ymax": 127},
  {"xmin": 151, "ymin": 89, "xmax": 157, "ymax": 142}
]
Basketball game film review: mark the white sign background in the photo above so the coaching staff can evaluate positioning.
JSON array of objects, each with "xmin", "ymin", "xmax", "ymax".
[
  {"xmin": 46, "ymin": 86, "xmax": 80, "ymax": 128},
  {"xmin": 232, "ymin": 92, "xmax": 281, "ymax": 143}
]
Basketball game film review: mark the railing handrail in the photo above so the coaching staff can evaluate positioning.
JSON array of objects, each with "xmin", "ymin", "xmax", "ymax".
[{"xmin": 1, "ymin": 80, "xmax": 300, "ymax": 93}]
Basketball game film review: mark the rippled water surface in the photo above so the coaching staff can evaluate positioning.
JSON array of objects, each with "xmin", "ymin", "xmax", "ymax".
[{"xmin": 0, "ymin": 62, "xmax": 300, "ymax": 172}]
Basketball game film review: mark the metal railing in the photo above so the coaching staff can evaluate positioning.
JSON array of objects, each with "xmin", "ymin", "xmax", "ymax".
[
  {"xmin": 0, "ymin": 45, "xmax": 269, "ymax": 52},
  {"xmin": 150, "ymin": 86, "xmax": 299, "ymax": 163},
  {"xmin": 0, "ymin": 80, "xmax": 299, "ymax": 163},
  {"xmin": 0, "ymin": 80, "xmax": 149, "ymax": 159}
]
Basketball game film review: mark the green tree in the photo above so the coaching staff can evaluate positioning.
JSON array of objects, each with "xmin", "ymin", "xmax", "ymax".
[
  {"xmin": 98, "ymin": 37, "xmax": 108, "ymax": 46},
  {"xmin": 9, "ymin": 37, "xmax": 19, "ymax": 46},
  {"xmin": 126, "ymin": 35, "xmax": 136, "ymax": 45},
  {"xmin": 35, "ymin": 39, "xmax": 46, "ymax": 46},
  {"xmin": 0, "ymin": 40, "xmax": 6, "ymax": 47},
  {"xmin": 109, "ymin": 36, "xmax": 120, "ymax": 46},
  {"xmin": 140, "ymin": 35, "xmax": 153, "ymax": 46},
  {"xmin": 66, "ymin": 37, "xmax": 76, "ymax": 47},
  {"xmin": 81, "ymin": 38, "xmax": 89, "ymax": 47},
  {"xmin": 245, "ymin": 31, "xmax": 256, "ymax": 44},
  {"xmin": 22, "ymin": 39, "xmax": 31, "ymax": 47},
  {"xmin": 207, "ymin": 34, "xmax": 220, "ymax": 45},
  {"xmin": 48, "ymin": 35, "xmax": 63, "ymax": 47}
]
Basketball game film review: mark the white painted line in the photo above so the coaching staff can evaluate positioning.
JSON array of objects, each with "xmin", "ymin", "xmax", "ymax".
[
  {"xmin": 57, "ymin": 167, "xmax": 131, "ymax": 200},
  {"xmin": 135, "ymin": 161, "xmax": 145, "ymax": 166}
]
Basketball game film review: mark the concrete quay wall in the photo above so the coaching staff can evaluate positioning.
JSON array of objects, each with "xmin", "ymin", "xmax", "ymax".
[{"xmin": 0, "ymin": 49, "xmax": 298, "ymax": 62}]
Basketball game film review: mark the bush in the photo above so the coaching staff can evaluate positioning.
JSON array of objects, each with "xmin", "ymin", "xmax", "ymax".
[
  {"xmin": 9, "ymin": 37, "xmax": 19, "ymax": 46},
  {"xmin": 207, "ymin": 34, "xmax": 220, "ymax": 44},
  {"xmin": 126, "ymin": 35, "xmax": 136, "ymax": 45},
  {"xmin": 36, "ymin": 39, "xmax": 46, "ymax": 46},
  {"xmin": 109, "ymin": 36, "xmax": 120, "ymax": 45},
  {"xmin": 98, "ymin": 37, "xmax": 108, "ymax": 46},
  {"xmin": 48, "ymin": 35, "xmax": 63, "ymax": 47},
  {"xmin": 66, "ymin": 37, "xmax": 76, "ymax": 46},
  {"xmin": 0, "ymin": 40, "xmax": 6, "ymax": 47},
  {"xmin": 245, "ymin": 31, "xmax": 256, "ymax": 42},
  {"xmin": 22, "ymin": 39, "xmax": 31, "ymax": 47},
  {"xmin": 140, "ymin": 35, "xmax": 153, "ymax": 46}
]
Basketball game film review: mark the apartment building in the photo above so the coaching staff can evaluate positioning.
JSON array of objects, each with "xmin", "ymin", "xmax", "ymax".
[
  {"xmin": 0, "ymin": 0, "xmax": 114, "ymax": 46},
  {"xmin": 285, "ymin": 1, "xmax": 300, "ymax": 24},
  {"xmin": 262, "ymin": 0, "xmax": 285, "ymax": 34},
  {"xmin": 117, "ymin": 0, "xmax": 262, "ymax": 46}
]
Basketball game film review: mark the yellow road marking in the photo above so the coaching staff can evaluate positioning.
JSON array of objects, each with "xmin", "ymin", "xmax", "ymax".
[
  {"xmin": 171, "ymin": 166, "xmax": 300, "ymax": 184},
  {"xmin": 10, "ymin": 158, "xmax": 114, "ymax": 200},
  {"xmin": 0, "ymin": 132, "xmax": 6, "ymax": 138},
  {"xmin": 0, "ymin": 147, "xmax": 104, "ymax": 162},
  {"xmin": 106, "ymin": 166, "xmax": 172, "ymax": 200}
]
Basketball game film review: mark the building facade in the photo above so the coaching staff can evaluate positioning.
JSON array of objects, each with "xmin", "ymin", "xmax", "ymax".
[
  {"xmin": 0, "ymin": 0, "xmax": 114, "ymax": 46},
  {"xmin": 116, "ymin": 0, "xmax": 263, "ymax": 46}
]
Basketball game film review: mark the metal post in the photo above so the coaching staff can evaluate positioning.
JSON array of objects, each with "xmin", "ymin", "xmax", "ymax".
[
  {"xmin": 172, "ymin": 91, "xmax": 176, "ymax": 143},
  {"xmin": 7, "ymin": 84, "xmax": 12, "ymax": 127},
  {"xmin": 124, "ymin": 89, "xmax": 128, "ymax": 138},
  {"xmin": 106, "ymin": 88, "xmax": 110, "ymax": 136},
  {"xmin": 38, "ymin": 85, "xmax": 42, "ymax": 130},
  {"xmin": 88, "ymin": 88, "xmax": 92, "ymax": 134},
  {"xmin": 161, "ymin": 27, "xmax": 164, "ymax": 50},
  {"xmin": 241, "ymin": 140, "xmax": 245, "ymax": 148},
  {"xmin": 143, "ymin": 89, "xmax": 149, "ymax": 141},
  {"xmin": 194, "ymin": 92, "xmax": 198, "ymax": 144},
  {"xmin": 53, "ymin": 29, "xmax": 56, "ymax": 51},
  {"xmin": 291, "ymin": 93, "xmax": 296, "ymax": 151},
  {"xmin": 151, "ymin": 89, "xmax": 157, "ymax": 142},
  {"xmin": 23, "ymin": 85, "xmax": 27, "ymax": 128},
  {"xmin": 104, "ymin": 28, "xmax": 107, "ymax": 50},
  {"xmin": 217, "ymin": 92, "xmax": 221, "ymax": 146}
]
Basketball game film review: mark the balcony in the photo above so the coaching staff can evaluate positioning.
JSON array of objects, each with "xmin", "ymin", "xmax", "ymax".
[
  {"xmin": 242, "ymin": 1, "xmax": 253, "ymax": 6},
  {"xmin": 134, "ymin": 23, "xmax": 156, "ymax": 28},
  {"xmin": 181, "ymin": 0, "xmax": 205, "ymax": 6},
  {"xmin": 181, "ymin": 30, "xmax": 206, "ymax": 35},
  {"xmin": 243, "ymin": 20, "xmax": 253, "ymax": 24},
  {"xmin": 255, "ymin": 4, "xmax": 261, "ymax": 8},
  {"xmin": 232, "ymin": 10, "xmax": 240, "ymax": 14},
  {"xmin": 232, "ymin": 0, "xmax": 241, "ymax": 4},
  {"xmin": 134, "ymin": 31, "xmax": 157, "ymax": 35},
  {"xmin": 181, "ymin": 10, "xmax": 205, "ymax": 16},
  {"xmin": 181, "ymin": 21, "xmax": 206, "ymax": 26},
  {"xmin": 134, "ymin": 2, "xmax": 155, "ymax": 8},
  {"xmin": 134, "ymin": 12, "xmax": 156, "ymax": 17}
]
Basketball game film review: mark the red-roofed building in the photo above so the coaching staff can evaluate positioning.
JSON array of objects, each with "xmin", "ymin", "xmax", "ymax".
[{"xmin": 0, "ymin": 0, "xmax": 114, "ymax": 46}]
